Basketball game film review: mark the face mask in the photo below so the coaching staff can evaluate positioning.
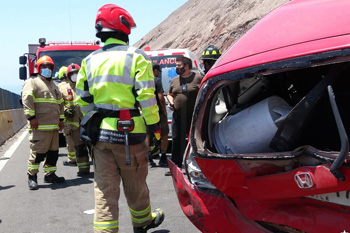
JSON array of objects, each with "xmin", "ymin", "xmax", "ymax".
[
  {"xmin": 176, "ymin": 68, "xmax": 185, "ymax": 75},
  {"xmin": 70, "ymin": 74, "xmax": 77, "ymax": 82},
  {"xmin": 41, "ymin": 68, "xmax": 52, "ymax": 78}
]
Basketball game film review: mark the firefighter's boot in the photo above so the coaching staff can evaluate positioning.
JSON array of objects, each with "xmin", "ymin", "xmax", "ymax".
[
  {"xmin": 63, "ymin": 160, "xmax": 77, "ymax": 166},
  {"xmin": 158, "ymin": 153, "xmax": 168, "ymax": 167},
  {"xmin": 75, "ymin": 144, "xmax": 90, "ymax": 177},
  {"xmin": 28, "ymin": 174, "xmax": 39, "ymax": 190},
  {"xmin": 133, "ymin": 208, "xmax": 165, "ymax": 233},
  {"xmin": 44, "ymin": 173, "xmax": 65, "ymax": 183},
  {"xmin": 148, "ymin": 151, "xmax": 156, "ymax": 168}
]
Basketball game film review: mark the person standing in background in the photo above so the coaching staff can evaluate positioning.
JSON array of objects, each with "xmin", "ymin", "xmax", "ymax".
[
  {"xmin": 153, "ymin": 65, "xmax": 169, "ymax": 167},
  {"xmin": 166, "ymin": 56, "xmax": 202, "ymax": 175},
  {"xmin": 56, "ymin": 66, "xmax": 68, "ymax": 83},
  {"xmin": 146, "ymin": 64, "xmax": 169, "ymax": 167},
  {"xmin": 58, "ymin": 63, "xmax": 90, "ymax": 176},
  {"xmin": 200, "ymin": 45, "xmax": 222, "ymax": 74},
  {"xmin": 57, "ymin": 65, "xmax": 77, "ymax": 166}
]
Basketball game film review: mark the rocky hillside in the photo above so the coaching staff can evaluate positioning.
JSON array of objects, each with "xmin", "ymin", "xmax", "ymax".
[{"xmin": 134, "ymin": 0, "xmax": 289, "ymax": 58}]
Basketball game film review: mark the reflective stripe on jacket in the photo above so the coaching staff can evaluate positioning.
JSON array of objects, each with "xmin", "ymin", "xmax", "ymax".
[
  {"xmin": 22, "ymin": 75, "xmax": 64, "ymax": 131},
  {"xmin": 58, "ymin": 80, "xmax": 83, "ymax": 130},
  {"xmin": 76, "ymin": 38, "xmax": 159, "ymax": 144}
]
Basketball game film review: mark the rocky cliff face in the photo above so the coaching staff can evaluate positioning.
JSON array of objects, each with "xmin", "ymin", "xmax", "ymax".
[{"xmin": 134, "ymin": 0, "xmax": 289, "ymax": 58}]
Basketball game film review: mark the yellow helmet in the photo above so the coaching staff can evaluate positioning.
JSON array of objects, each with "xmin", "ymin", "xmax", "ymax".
[{"xmin": 58, "ymin": 66, "xmax": 68, "ymax": 80}]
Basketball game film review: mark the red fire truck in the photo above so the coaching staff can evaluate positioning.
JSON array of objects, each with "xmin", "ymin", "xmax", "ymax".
[
  {"xmin": 19, "ymin": 38, "xmax": 101, "ymax": 147},
  {"xmin": 19, "ymin": 38, "xmax": 101, "ymax": 80}
]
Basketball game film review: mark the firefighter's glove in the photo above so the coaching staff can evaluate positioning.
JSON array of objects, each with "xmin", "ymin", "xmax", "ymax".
[
  {"xmin": 148, "ymin": 123, "xmax": 161, "ymax": 141},
  {"xmin": 64, "ymin": 108, "xmax": 75, "ymax": 118},
  {"xmin": 154, "ymin": 129, "xmax": 161, "ymax": 141}
]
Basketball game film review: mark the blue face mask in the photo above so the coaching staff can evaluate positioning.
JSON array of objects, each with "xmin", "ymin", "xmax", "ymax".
[{"xmin": 41, "ymin": 68, "xmax": 52, "ymax": 78}]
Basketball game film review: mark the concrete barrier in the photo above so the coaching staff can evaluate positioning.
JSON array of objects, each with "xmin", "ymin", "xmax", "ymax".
[{"xmin": 0, "ymin": 109, "xmax": 27, "ymax": 145}]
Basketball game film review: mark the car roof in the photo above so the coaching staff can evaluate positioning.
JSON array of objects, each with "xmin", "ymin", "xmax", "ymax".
[{"xmin": 204, "ymin": 0, "xmax": 350, "ymax": 82}]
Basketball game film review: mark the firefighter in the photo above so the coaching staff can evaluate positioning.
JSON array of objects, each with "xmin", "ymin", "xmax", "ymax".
[
  {"xmin": 57, "ymin": 66, "xmax": 77, "ymax": 165},
  {"xmin": 201, "ymin": 45, "xmax": 222, "ymax": 74},
  {"xmin": 22, "ymin": 55, "xmax": 65, "ymax": 190},
  {"xmin": 57, "ymin": 66, "xmax": 68, "ymax": 82},
  {"xmin": 146, "ymin": 64, "xmax": 169, "ymax": 168},
  {"xmin": 57, "ymin": 66, "xmax": 69, "ymax": 147},
  {"xmin": 58, "ymin": 63, "xmax": 90, "ymax": 176},
  {"xmin": 76, "ymin": 4, "xmax": 164, "ymax": 233}
]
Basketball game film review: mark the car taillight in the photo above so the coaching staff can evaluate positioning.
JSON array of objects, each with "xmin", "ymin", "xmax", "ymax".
[{"xmin": 185, "ymin": 144, "xmax": 217, "ymax": 190}]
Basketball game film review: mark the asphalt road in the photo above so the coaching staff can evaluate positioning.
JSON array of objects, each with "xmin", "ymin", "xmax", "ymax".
[{"xmin": 0, "ymin": 127, "xmax": 200, "ymax": 233}]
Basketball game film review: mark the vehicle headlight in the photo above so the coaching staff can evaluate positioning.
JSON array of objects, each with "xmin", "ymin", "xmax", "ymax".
[{"xmin": 185, "ymin": 146, "xmax": 217, "ymax": 190}]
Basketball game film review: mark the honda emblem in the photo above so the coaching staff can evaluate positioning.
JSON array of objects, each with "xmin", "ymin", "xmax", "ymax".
[{"xmin": 294, "ymin": 172, "xmax": 313, "ymax": 189}]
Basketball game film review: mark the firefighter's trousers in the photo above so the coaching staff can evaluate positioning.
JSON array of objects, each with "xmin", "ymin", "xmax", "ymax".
[
  {"xmin": 64, "ymin": 127, "xmax": 76, "ymax": 163},
  {"xmin": 65, "ymin": 127, "xmax": 90, "ymax": 172},
  {"xmin": 27, "ymin": 130, "xmax": 59, "ymax": 176},
  {"xmin": 93, "ymin": 141, "xmax": 152, "ymax": 233}
]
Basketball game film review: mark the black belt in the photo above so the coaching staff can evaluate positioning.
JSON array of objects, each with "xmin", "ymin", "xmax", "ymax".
[{"xmin": 95, "ymin": 108, "xmax": 141, "ymax": 118}]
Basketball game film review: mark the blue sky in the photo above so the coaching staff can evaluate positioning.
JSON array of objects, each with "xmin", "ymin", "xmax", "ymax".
[{"xmin": 0, "ymin": 0, "xmax": 187, "ymax": 95}]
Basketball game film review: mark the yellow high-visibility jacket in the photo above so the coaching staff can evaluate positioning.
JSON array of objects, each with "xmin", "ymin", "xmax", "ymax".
[
  {"xmin": 22, "ymin": 75, "xmax": 64, "ymax": 131},
  {"xmin": 58, "ymin": 80, "xmax": 83, "ymax": 130},
  {"xmin": 76, "ymin": 38, "xmax": 159, "ymax": 144}
]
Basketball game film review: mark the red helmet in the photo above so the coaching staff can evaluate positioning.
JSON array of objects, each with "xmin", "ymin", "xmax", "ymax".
[
  {"xmin": 66, "ymin": 63, "xmax": 81, "ymax": 77},
  {"xmin": 36, "ymin": 55, "xmax": 54, "ymax": 72},
  {"xmin": 95, "ymin": 4, "xmax": 136, "ymax": 37}
]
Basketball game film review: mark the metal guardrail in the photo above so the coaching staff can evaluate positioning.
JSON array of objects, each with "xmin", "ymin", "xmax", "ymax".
[
  {"xmin": 0, "ymin": 88, "xmax": 26, "ymax": 145},
  {"xmin": 0, "ymin": 109, "xmax": 27, "ymax": 146},
  {"xmin": 0, "ymin": 88, "xmax": 22, "ymax": 110}
]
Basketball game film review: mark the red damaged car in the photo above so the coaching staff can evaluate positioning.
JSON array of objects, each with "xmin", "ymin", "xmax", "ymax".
[{"xmin": 168, "ymin": 0, "xmax": 350, "ymax": 232}]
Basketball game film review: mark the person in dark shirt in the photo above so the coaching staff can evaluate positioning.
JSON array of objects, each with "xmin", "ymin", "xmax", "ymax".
[{"xmin": 166, "ymin": 57, "xmax": 202, "ymax": 175}]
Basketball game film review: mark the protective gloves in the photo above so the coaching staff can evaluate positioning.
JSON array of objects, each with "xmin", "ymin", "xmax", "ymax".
[
  {"xmin": 154, "ymin": 129, "xmax": 161, "ymax": 141},
  {"xmin": 148, "ymin": 122, "xmax": 161, "ymax": 141},
  {"xmin": 64, "ymin": 108, "xmax": 75, "ymax": 118}
]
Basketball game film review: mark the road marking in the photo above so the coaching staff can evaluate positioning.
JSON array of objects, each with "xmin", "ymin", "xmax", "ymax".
[
  {"xmin": 84, "ymin": 209, "xmax": 95, "ymax": 215},
  {"xmin": 0, "ymin": 130, "xmax": 28, "ymax": 173}
]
